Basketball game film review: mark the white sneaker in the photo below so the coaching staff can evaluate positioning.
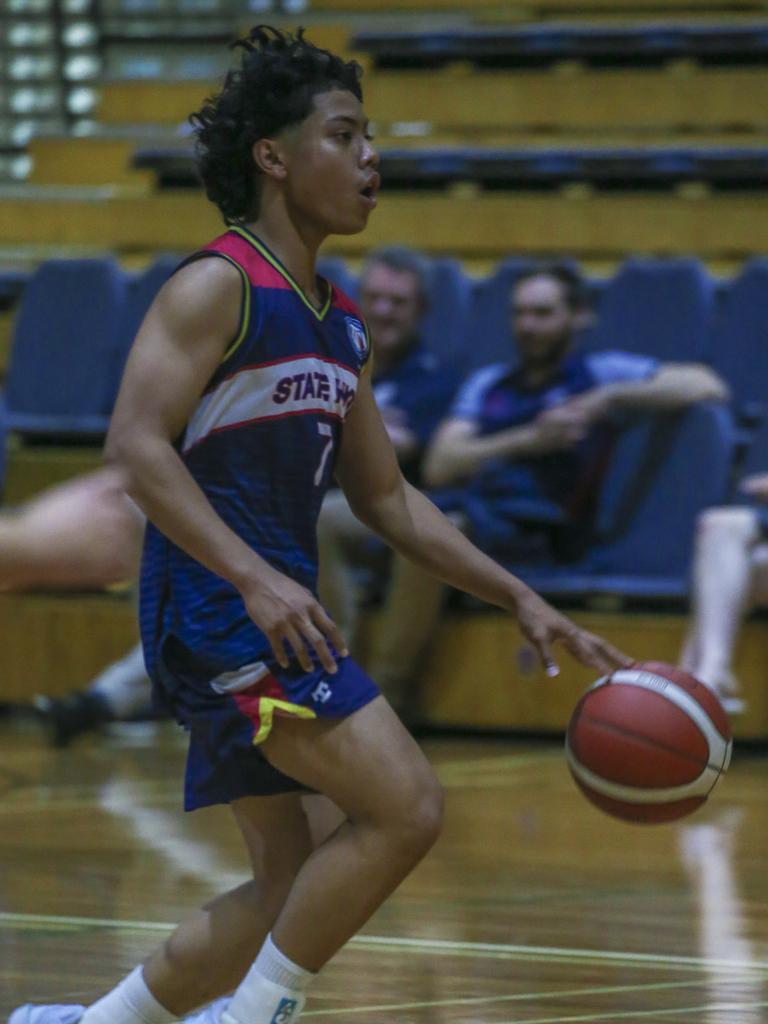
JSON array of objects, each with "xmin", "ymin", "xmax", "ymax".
[
  {"xmin": 181, "ymin": 998, "xmax": 230, "ymax": 1024},
  {"xmin": 9, "ymin": 1006, "xmax": 85, "ymax": 1024}
]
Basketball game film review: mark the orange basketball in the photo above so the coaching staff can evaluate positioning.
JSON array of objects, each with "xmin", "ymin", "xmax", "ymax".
[{"xmin": 565, "ymin": 661, "xmax": 732, "ymax": 824}]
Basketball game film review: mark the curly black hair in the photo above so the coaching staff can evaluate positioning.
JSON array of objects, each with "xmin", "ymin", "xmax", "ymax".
[{"xmin": 190, "ymin": 25, "xmax": 363, "ymax": 223}]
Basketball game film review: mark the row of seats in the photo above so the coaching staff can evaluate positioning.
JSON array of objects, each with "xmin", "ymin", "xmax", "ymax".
[
  {"xmin": 3, "ymin": 254, "xmax": 766, "ymax": 602},
  {"xmin": 353, "ymin": 23, "xmax": 768, "ymax": 69},
  {"xmin": 3, "ymin": 254, "xmax": 768, "ymax": 441},
  {"xmin": 133, "ymin": 144, "xmax": 768, "ymax": 192}
]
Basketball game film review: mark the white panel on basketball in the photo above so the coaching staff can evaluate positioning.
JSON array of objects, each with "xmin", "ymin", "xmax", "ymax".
[
  {"xmin": 588, "ymin": 670, "xmax": 732, "ymax": 773},
  {"xmin": 565, "ymin": 741, "xmax": 720, "ymax": 804}
]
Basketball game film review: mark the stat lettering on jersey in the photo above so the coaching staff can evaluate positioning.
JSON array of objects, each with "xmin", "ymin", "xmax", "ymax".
[
  {"xmin": 183, "ymin": 355, "xmax": 359, "ymax": 452},
  {"xmin": 272, "ymin": 370, "xmax": 355, "ymax": 413}
]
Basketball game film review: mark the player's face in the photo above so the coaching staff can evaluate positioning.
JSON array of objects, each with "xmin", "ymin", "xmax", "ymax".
[
  {"xmin": 511, "ymin": 275, "xmax": 577, "ymax": 368},
  {"xmin": 358, "ymin": 263, "xmax": 423, "ymax": 357},
  {"xmin": 282, "ymin": 89, "xmax": 380, "ymax": 237}
]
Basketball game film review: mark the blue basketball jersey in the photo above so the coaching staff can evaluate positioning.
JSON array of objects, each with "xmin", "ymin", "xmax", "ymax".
[{"xmin": 139, "ymin": 226, "xmax": 370, "ymax": 681}]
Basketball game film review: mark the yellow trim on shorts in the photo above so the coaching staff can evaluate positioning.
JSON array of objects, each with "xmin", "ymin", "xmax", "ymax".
[{"xmin": 253, "ymin": 697, "xmax": 317, "ymax": 746}]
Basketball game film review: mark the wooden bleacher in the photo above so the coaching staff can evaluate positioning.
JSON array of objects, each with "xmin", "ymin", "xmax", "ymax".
[
  {"xmin": 94, "ymin": 67, "xmax": 768, "ymax": 136},
  {"xmin": 1, "ymin": 189, "xmax": 765, "ymax": 260},
  {"xmin": 1, "ymin": 590, "xmax": 766, "ymax": 741}
]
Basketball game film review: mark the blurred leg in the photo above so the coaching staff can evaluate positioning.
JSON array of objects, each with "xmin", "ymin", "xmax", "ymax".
[
  {"xmin": 316, "ymin": 489, "xmax": 377, "ymax": 653},
  {"xmin": 681, "ymin": 507, "xmax": 761, "ymax": 702},
  {"xmin": 367, "ymin": 553, "xmax": 448, "ymax": 718},
  {"xmin": 0, "ymin": 467, "xmax": 144, "ymax": 590}
]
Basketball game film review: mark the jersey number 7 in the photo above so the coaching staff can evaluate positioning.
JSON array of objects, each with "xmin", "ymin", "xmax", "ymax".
[{"xmin": 314, "ymin": 422, "xmax": 334, "ymax": 486}]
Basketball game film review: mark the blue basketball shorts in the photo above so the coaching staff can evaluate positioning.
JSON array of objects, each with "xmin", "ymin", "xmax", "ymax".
[{"xmin": 153, "ymin": 639, "xmax": 380, "ymax": 810}]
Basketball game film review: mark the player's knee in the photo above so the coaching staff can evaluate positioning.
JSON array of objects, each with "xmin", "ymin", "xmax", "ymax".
[
  {"xmin": 391, "ymin": 775, "xmax": 445, "ymax": 860},
  {"xmin": 698, "ymin": 506, "xmax": 758, "ymax": 544}
]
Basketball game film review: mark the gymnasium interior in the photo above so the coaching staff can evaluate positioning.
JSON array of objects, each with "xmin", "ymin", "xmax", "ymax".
[{"xmin": 2, "ymin": 0, "xmax": 768, "ymax": 1021}]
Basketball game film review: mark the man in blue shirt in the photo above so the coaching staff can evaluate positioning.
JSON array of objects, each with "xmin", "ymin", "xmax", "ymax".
[
  {"xmin": 374, "ymin": 263, "xmax": 728, "ymax": 715},
  {"xmin": 317, "ymin": 245, "xmax": 458, "ymax": 660}
]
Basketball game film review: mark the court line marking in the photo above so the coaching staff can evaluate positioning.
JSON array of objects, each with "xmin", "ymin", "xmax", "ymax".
[
  {"xmin": 301, "ymin": 979, "xmax": 748, "ymax": 1017},
  {"xmin": 492, "ymin": 1001, "xmax": 768, "ymax": 1023},
  {"xmin": 3, "ymin": 913, "xmax": 768, "ymax": 975}
]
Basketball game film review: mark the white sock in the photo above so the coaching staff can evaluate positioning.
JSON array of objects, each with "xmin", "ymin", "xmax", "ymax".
[
  {"xmin": 223, "ymin": 934, "xmax": 315, "ymax": 1024},
  {"xmin": 80, "ymin": 966, "xmax": 176, "ymax": 1024}
]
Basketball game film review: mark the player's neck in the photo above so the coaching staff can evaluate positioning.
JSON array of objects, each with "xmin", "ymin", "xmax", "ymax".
[{"xmin": 246, "ymin": 202, "xmax": 325, "ymax": 308}]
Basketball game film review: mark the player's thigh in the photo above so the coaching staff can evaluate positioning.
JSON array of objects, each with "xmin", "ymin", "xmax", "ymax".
[{"xmin": 260, "ymin": 696, "xmax": 443, "ymax": 831}]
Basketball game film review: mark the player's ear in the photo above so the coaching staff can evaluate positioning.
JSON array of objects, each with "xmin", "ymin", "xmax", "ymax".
[{"xmin": 252, "ymin": 138, "xmax": 287, "ymax": 182}]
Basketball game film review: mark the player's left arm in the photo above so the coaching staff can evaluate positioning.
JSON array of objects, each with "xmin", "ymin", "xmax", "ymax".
[{"xmin": 335, "ymin": 371, "xmax": 629, "ymax": 676}]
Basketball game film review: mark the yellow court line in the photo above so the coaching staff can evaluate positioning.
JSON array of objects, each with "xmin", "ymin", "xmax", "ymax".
[
  {"xmin": 302, "ymin": 979, "xmax": 742, "ymax": 1017},
  {"xmin": 350, "ymin": 934, "xmax": 768, "ymax": 974},
  {"xmin": 3, "ymin": 914, "xmax": 768, "ymax": 976},
  {"xmin": 494, "ymin": 1001, "xmax": 768, "ymax": 1023}
]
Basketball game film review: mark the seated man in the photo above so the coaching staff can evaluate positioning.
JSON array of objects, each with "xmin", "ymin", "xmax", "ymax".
[
  {"xmin": 680, "ymin": 471, "xmax": 768, "ymax": 714},
  {"xmin": 369, "ymin": 262, "xmax": 729, "ymax": 716},
  {"xmin": 317, "ymin": 245, "xmax": 459, "ymax": 670}
]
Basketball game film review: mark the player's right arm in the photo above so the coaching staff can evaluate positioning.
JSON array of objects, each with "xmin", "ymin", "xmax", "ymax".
[{"xmin": 105, "ymin": 257, "xmax": 345, "ymax": 674}]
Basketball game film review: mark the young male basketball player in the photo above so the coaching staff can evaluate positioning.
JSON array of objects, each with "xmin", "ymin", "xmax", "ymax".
[{"xmin": 10, "ymin": 26, "xmax": 629, "ymax": 1024}]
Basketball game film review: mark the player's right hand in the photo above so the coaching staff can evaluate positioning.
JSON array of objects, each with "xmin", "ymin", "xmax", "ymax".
[
  {"xmin": 514, "ymin": 589, "xmax": 631, "ymax": 677},
  {"xmin": 241, "ymin": 569, "xmax": 348, "ymax": 675}
]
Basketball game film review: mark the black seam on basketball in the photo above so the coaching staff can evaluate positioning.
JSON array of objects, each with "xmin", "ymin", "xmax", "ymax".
[{"xmin": 579, "ymin": 713, "xmax": 716, "ymax": 773}]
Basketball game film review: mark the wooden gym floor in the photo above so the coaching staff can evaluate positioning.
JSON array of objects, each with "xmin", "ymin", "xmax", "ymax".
[{"xmin": 2, "ymin": 718, "xmax": 768, "ymax": 1023}]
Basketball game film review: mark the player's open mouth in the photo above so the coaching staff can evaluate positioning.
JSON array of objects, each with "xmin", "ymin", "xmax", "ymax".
[{"xmin": 359, "ymin": 176, "xmax": 380, "ymax": 208}]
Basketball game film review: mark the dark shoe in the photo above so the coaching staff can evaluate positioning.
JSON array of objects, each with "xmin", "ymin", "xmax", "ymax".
[{"xmin": 33, "ymin": 691, "xmax": 112, "ymax": 748}]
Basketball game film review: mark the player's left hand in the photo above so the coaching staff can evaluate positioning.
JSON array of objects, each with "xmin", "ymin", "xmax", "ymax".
[{"xmin": 514, "ymin": 589, "xmax": 632, "ymax": 677}]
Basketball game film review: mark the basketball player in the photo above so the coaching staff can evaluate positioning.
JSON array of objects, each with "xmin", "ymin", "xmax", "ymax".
[{"xmin": 10, "ymin": 26, "xmax": 629, "ymax": 1024}]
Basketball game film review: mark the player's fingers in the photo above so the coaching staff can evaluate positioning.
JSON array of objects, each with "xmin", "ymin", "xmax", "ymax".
[
  {"xmin": 300, "ymin": 621, "xmax": 338, "ymax": 675},
  {"xmin": 531, "ymin": 631, "xmax": 560, "ymax": 678},
  {"xmin": 596, "ymin": 636, "xmax": 633, "ymax": 670},
  {"xmin": 266, "ymin": 628, "xmax": 291, "ymax": 670},
  {"xmin": 564, "ymin": 629, "xmax": 621, "ymax": 675},
  {"xmin": 310, "ymin": 605, "xmax": 349, "ymax": 658},
  {"xmin": 282, "ymin": 622, "xmax": 314, "ymax": 674}
]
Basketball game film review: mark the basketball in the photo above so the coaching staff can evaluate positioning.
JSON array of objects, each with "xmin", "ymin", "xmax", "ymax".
[{"xmin": 565, "ymin": 661, "xmax": 732, "ymax": 824}]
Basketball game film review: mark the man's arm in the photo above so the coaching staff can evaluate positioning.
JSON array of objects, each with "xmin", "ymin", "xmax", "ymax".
[
  {"xmin": 423, "ymin": 416, "xmax": 585, "ymax": 488},
  {"xmin": 573, "ymin": 363, "xmax": 730, "ymax": 420},
  {"xmin": 105, "ymin": 257, "xmax": 345, "ymax": 674},
  {"xmin": 336, "ymin": 373, "xmax": 629, "ymax": 676}
]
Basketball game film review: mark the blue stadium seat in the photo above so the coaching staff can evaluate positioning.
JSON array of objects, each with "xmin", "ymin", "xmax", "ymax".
[
  {"xmin": 5, "ymin": 259, "xmax": 129, "ymax": 438},
  {"xmin": 419, "ymin": 258, "xmax": 474, "ymax": 368},
  {"xmin": 353, "ymin": 24, "xmax": 768, "ymax": 69},
  {"xmin": 466, "ymin": 258, "xmax": 527, "ymax": 371},
  {"xmin": 706, "ymin": 258, "xmax": 768, "ymax": 407},
  {"xmin": 512, "ymin": 402, "xmax": 736, "ymax": 599},
  {"xmin": 587, "ymin": 258, "xmax": 715, "ymax": 362},
  {"xmin": 109, "ymin": 255, "xmax": 179, "ymax": 408},
  {"xmin": 317, "ymin": 257, "xmax": 358, "ymax": 299}
]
